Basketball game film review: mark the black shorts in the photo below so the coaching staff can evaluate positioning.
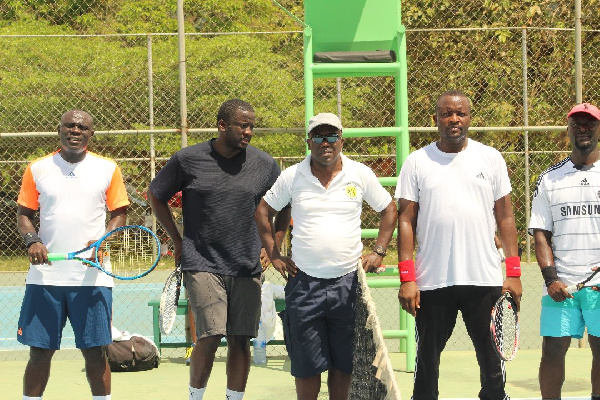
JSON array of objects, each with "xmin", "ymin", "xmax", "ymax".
[{"xmin": 282, "ymin": 269, "xmax": 358, "ymax": 378}]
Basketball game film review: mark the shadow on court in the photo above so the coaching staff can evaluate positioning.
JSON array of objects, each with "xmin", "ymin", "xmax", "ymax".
[{"xmin": 0, "ymin": 349, "xmax": 595, "ymax": 399}]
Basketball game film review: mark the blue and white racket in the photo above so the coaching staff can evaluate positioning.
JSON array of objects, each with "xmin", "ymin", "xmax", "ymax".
[{"xmin": 47, "ymin": 225, "xmax": 160, "ymax": 280}]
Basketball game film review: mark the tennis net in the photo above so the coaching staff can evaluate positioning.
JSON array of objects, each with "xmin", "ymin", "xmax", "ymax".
[{"xmin": 350, "ymin": 266, "xmax": 402, "ymax": 400}]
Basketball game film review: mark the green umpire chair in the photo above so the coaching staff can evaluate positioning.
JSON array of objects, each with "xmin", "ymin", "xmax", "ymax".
[
  {"xmin": 303, "ymin": 0, "xmax": 414, "ymax": 371},
  {"xmin": 303, "ymin": 0, "xmax": 409, "ymax": 178}
]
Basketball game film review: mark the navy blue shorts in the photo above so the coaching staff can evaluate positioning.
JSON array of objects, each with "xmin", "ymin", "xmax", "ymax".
[
  {"xmin": 282, "ymin": 269, "xmax": 358, "ymax": 378},
  {"xmin": 17, "ymin": 285, "xmax": 112, "ymax": 350}
]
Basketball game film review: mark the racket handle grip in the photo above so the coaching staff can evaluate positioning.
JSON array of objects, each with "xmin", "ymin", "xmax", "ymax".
[
  {"xmin": 565, "ymin": 285, "xmax": 577, "ymax": 294},
  {"xmin": 47, "ymin": 253, "xmax": 68, "ymax": 261}
]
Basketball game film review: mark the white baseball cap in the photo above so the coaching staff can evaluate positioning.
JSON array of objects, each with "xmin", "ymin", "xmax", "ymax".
[{"xmin": 307, "ymin": 113, "xmax": 343, "ymax": 134}]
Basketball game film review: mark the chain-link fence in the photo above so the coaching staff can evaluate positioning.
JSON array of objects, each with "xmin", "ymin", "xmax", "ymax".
[{"xmin": 1, "ymin": 1, "xmax": 599, "ymax": 360}]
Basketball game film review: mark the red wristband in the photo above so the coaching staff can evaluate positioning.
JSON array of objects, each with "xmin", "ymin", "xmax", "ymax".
[
  {"xmin": 505, "ymin": 256, "xmax": 521, "ymax": 277},
  {"xmin": 398, "ymin": 260, "xmax": 416, "ymax": 282}
]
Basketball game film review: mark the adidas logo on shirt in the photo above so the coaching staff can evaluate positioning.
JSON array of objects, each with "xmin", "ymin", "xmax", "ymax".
[
  {"xmin": 476, "ymin": 172, "xmax": 485, "ymax": 180},
  {"xmin": 66, "ymin": 171, "xmax": 76, "ymax": 179},
  {"xmin": 580, "ymin": 178, "xmax": 590, "ymax": 186}
]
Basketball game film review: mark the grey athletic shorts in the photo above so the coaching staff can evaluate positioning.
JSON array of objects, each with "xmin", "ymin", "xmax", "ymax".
[{"xmin": 184, "ymin": 271, "xmax": 261, "ymax": 339}]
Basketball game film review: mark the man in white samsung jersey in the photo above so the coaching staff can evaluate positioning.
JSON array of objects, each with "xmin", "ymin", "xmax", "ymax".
[{"xmin": 530, "ymin": 102, "xmax": 600, "ymax": 399}]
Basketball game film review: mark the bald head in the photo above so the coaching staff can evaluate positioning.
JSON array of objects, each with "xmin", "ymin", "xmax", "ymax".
[
  {"xmin": 60, "ymin": 110, "xmax": 94, "ymax": 130},
  {"xmin": 436, "ymin": 90, "xmax": 470, "ymax": 113}
]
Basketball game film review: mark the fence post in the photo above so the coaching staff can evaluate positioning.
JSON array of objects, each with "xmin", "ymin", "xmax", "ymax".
[
  {"xmin": 522, "ymin": 27, "xmax": 531, "ymax": 262},
  {"xmin": 147, "ymin": 34, "xmax": 157, "ymax": 237},
  {"xmin": 575, "ymin": 0, "xmax": 587, "ymax": 350},
  {"xmin": 574, "ymin": 0, "xmax": 582, "ymax": 103},
  {"xmin": 336, "ymin": 78, "xmax": 342, "ymax": 119},
  {"xmin": 177, "ymin": 0, "xmax": 188, "ymax": 149}
]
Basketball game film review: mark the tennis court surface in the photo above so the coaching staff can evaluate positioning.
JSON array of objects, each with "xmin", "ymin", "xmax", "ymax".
[
  {"xmin": 1, "ymin": 264, "xmax": 595, "ymax": 398},
  {"xmin": 0, "ymin": 348, "xmax": 594, "ymax": 399}
]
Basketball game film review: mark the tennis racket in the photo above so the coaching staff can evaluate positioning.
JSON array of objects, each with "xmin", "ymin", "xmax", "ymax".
[
  {"xmin": 490, "ymin": 292, "xmax": 519, "ymax": 361},
  {"xmin": 566, "ymin": 267, "xmax": 600, "ymax": 294},
  {"xmin": 47, "ymin": 225, "xmax": 160, "ymax": 280},
  {"xmin": 159, "ymin": 262, "xmax": 182, "ymax": 335}
]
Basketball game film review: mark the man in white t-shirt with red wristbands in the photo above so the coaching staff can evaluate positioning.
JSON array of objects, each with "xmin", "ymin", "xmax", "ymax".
[
  {"xmin": 396, "ymin": 91, "xmax": 522, "ymax": 399},
  {"xmin": 16, "ymin": 110, "xmax": 130, "ymax": 400},
  {"xmin": 255, "ymin": 112, "xmax": 397, "ymax": 400}
]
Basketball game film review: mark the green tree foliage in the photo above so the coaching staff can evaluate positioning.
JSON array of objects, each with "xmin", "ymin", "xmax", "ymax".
[
  {"xmin": 2, "ymin": 0, "xmax": 600, "ymax": 248},
  {"xmin": 113, "ymin": 0, "xmax": 178, "ymax": 33}
]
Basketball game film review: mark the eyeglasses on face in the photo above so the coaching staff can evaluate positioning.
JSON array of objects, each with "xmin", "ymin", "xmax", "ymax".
[{"xmin": 310, "ymin": 134, "xmax": 341, "ymax": 144}]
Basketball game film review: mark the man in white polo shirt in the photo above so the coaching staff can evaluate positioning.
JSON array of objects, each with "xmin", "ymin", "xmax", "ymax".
[{"xmin": 255, "ymin": 112, "xmax": 397, "ymax": 399}]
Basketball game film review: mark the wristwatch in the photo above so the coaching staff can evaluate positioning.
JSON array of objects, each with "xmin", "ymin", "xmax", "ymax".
[{"xmin": 373, "ymin": 245, "xmax": 386, "ymax": 257}]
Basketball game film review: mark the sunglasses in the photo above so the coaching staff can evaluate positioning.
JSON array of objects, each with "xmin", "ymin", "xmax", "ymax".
[{"xmin": 310, "ymin": 134, "xmax": 341, "ymax": 144}]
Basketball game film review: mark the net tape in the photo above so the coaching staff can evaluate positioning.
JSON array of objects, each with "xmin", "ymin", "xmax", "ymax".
[{"xmin": 350, "ymin": 266, "xmax": 402, "ymax": 400}]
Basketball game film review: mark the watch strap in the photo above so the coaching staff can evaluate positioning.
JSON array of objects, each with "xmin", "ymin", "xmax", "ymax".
[{"xmin": 373, "ymin": 245, "xmax": 386, "ymax": 257}]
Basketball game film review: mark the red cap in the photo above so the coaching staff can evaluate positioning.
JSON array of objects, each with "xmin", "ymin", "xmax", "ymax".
[{"xmin": 567, "ymin": 103, "xmax": 600, "ymax": 120}]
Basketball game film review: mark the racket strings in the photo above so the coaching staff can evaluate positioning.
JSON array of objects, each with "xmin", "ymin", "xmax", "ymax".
[
  {"xmin": 159, "ymin": 270, "xmax": 182, "ymax": 334},
  {"xmin": 492, "ymin": 296, "xmax": 519, "ymax": 361},
  {"xmin": 101, "ymin": 228, "xmax": 159, "ymax": 278}
]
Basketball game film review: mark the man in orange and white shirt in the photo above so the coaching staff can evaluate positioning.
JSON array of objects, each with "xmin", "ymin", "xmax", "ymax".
[{"xmin": 16, "ymin": 110, "xmax": 130, "ymax": 400}]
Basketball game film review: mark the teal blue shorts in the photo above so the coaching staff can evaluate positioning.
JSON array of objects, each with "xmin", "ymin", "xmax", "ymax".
[{"xmin": 540, "ymin": 288, "xmax": 600, "ymax": 338}]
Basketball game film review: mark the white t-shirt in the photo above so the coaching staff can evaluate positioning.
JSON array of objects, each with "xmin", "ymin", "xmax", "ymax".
[
  {"xmin": 18, "ymin": 151, "xmax": 130, "ymax": 287},
  {"xmin": 264, "ymin": 154, "xmax": 392, "ymax": 279},
  {"xmin": 529, "ymin": 158, "xmax": 600, "ymax": 292},
  {"xmin": 395, "ymin": 139, "xmax": 512, "ymax": 290}
]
